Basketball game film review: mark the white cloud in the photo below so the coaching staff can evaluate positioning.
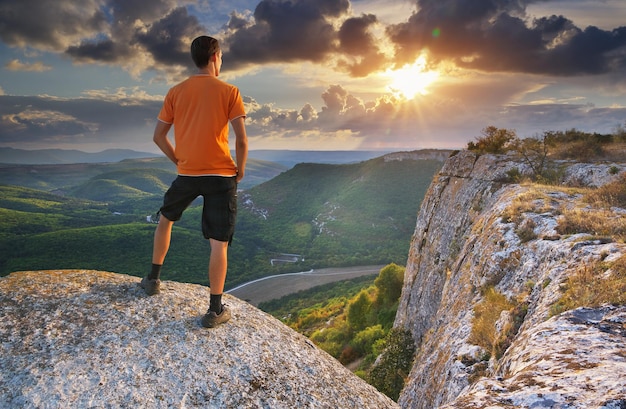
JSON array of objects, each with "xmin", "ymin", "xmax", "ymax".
[{"xmin": 5, "ymin": 59, "xmax": 52, "ymax": 72}]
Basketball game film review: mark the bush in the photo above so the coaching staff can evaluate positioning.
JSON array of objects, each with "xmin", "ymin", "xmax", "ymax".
[
  {"xmin": 368, "ymin": 327, "xmax": 416, "ymax": 401},
  {"xmin": 347, "ymin": 290, "xmax": 373, "ymax": 331},
  {"xmin": 467, "ymin": 126, "xmax": 517, "ymax": 154},
  {"xmin": 374, "ymin": 263, "xmax": 405, "ymax": 306},
  {"xmin": 557, "ymin": 208, "xmax": 626, "ymax": 241},
  {"xmin": 351, "ymin": 325, "xmax": 386, "ymax": 356}
]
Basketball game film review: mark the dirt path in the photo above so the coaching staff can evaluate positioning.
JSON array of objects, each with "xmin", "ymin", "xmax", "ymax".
[{"xmin": 226, "ymin": 265, "xmax": 384, "ymax": 306}]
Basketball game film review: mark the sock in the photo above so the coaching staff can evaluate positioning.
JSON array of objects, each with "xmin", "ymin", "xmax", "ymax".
[
  {"xmin": 148, "ymin": 263, "xmax": 162, "ymax": 280},
  {"xmin": 210, "ymin": 294, "xmax": 223, "ymax": 314}
]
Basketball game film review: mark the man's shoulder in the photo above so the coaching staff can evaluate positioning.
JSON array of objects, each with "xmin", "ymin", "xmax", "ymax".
[{"xmin": 181, "ymin": 75, "xmax": 238, "ymax": 89}]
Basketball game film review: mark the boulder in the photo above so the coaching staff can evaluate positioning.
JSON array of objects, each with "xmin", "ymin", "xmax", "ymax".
[{"xmin": 0, "ymin": 270, "xmax": 397, "ymax": 408}]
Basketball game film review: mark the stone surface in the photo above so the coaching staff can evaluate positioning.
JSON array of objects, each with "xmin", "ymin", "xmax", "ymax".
[
  {"xmin": 0, "ymin": 270, "xmax": 397, "ymax": 409},
  {"xmin": 396, "ymin": 150, "xmax": 626, "ymax": 408},
  {"xmin": 441, "ymin": 306, "xmax": 626, "ymax": 408}
]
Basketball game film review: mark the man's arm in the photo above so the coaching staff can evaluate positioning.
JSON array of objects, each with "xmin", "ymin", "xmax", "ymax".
[
  {"xmin": 231, "ymin": 116, "xmax": 248, "ymax": 183},
  {"xmin": 153, "ymin": 121, "xmax": 177, "ymax": 165}
]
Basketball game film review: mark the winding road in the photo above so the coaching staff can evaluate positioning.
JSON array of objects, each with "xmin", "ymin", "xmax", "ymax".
[{"xmin": 226, "ymin": 265, "xmax": 384, "ymax": 306}]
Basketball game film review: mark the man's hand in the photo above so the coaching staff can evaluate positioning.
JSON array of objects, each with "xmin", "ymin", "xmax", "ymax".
[{"xmin": 236, "ymin": 169, "xmax": 245, "ymax": 183}]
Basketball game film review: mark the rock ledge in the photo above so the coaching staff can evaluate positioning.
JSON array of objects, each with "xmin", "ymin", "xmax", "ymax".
[{"xmin": 0, "ymin": 270, "xmax": 397, "ymax": 409}]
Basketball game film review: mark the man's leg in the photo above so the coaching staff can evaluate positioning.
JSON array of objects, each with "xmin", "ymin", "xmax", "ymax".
[
  {"xmin": 141, "ymin": 215, "xmax": 174, "ymax": 295},
  {"xmin": 208, "ymin": 238, "xmax": 228, "ymax": 309},
  {"xmin": 153, "ymin": 215, "xmax": 174, "ymax": 265},
  {"xmin": 201, "ymin": 238, "xmax": 231, "ymax": 327}
]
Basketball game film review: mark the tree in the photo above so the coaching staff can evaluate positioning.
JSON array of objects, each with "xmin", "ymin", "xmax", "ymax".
[
  {"xmin": 467, "ymin": 126, "xmax": 517, "ymax": 154},
  {"xmin": 374, "ymin": 263, "xmax": 405, "ymax": 306},
  {"xmin": 511, "ymin": 131, "xmax": 554, "ymax": 180},
  {"xmin": 368, "ymin": 327, "xmax": 416, "ymax": 401},
  {"xmin": 347, "ymin": 290, "xmax": 372, "ymax": 331},
  {"xmin": 351, "ymin": 324, "xmax": 386, "ymax": 356}
]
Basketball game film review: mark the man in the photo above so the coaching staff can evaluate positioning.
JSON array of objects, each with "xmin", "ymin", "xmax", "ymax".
[{"xmin": 140, "ymin": 35, "xmax": 248, "ymax": 329}]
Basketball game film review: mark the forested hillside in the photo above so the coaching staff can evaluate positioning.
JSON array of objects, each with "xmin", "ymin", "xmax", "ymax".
[
  {"xmin": 226, "ymin": 156, "xmax": 443, "ymax": 286},
  {"xmin": 0, "ymin": 152, "xmax": 446, "ymax": 288},
  {"xmin": 0, "ymin": 156, "xmax": 286, "ymax": 192}
]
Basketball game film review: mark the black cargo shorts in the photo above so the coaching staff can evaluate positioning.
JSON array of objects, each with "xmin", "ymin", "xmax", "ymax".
[{"xmin": 159, "ymin": 175, "xmax": 237, "ymax": 243}]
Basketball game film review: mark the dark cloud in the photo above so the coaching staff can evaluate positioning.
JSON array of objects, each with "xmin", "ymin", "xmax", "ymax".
[
  {"xmin": 226, "ymin": 11, "xmax": 251, "ymax": 31},
  {"xmin": 336, "ymin": 14, "xmax": 386, "ymax": 76},
  {"xmin": 223, "ymin": 0, "xmax": 350, "ymax": 67},
  {"xmin": 0, "ymin": 95, "xmax": 160, "ymax": 146},
  {"xmin": 2, "ymin": 0, "xmax": 625, "ymax": 80},
  {"xmin": 134, "ymin": 7, "xmax": 204, "ymax": 67},
  {"xmin": 387, "ymin": 0, "xmax": 626, "ymax": 76},
  {"xmin": 1, "ymin": 0, "xmax": 202, "ymax": 72},
  {"xmin": 0, "ymin": 0, "xmax": 107, "ymax": 50},
  {"xmin": 66, "ymin": 39, "xmax": 127, "ymax": 63},
  {"xmin": 107, "ymin": 0, "xmax": 183, "ymax": 24},
  {"xmin": 66, "ymin": 6, "xmax": 203, "ymax": 69}
]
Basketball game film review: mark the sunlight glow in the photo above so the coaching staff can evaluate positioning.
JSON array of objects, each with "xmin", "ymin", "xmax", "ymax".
[{"xmin": 384, "ymin": 56, "xmax": 439, "ymax": 100}]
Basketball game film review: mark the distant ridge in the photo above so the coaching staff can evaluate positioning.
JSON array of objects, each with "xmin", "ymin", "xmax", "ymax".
[
  {"xmin": 0, "ymin": 147, "xmax": 453, "ymax": 167},
  {"xmin": 246, "ymin": 150, "xmax": 393, "ymax": 168},
  {"xmin": 0, "ymin": 147, "xmax": 158, "ymax": 165}
]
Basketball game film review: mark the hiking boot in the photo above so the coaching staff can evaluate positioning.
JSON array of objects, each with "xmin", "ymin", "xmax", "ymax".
[
  {"xmin": 140, "ymin": 276, "xmax": 161, "ymax": 296},
  {"xmin": 201, "ymin": 305, "xmax": 231, "ymax": 328}
]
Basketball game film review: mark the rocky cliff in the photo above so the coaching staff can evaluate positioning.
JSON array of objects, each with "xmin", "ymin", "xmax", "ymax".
[
  {"xmin": 0, "ymin": 270, "xmax": 397, "ymax": 408},
  {"xmin": 396, "ymin": 150, "xmax": 626, "ymax": 408}
]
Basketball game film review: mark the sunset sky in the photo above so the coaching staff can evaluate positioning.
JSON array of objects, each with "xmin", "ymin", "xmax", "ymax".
[{"xmin": 1, "ymin": 0, "xmax": 625, "ymax": 153}]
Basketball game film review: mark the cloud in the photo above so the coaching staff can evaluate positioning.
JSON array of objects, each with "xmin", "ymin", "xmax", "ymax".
[
  {"xmin": 0, "ymin": 106, "xmax": 99, "ymax": 142},
  {"xmin": 133, "ymin": 7, "xmax": 205, "ymax": 67},
  {"xmin": 336, "ymin": 14, "xmax": 387, "ymax": 76},
  {"xmin": 4, "ymin": 59, "xmax": 52, "ymax": 72},
  {"xmin": 387, "ymin": 0, "xmax": 626, "ymax": 76},
  {"xmin": 2, "ymin": 77, "xmax": 625, "ymax": 152},
  {"xmin": 0, "ymin": 0, "xmax": 624, "ymax": 152},
  {"xmin": 0, "ymin": 0, "xmax": 203, "ymax": 80},
  {"xmin": 4, "ymin": 0, "xmax": 622, "ymax": 83},
  {"xmin": 240, "ymin": 78, "xmax": 626, "ymax": 150},
  {"xmin": 0, "ymin": 0, "xmax": 107, "ymax": 51},
  {"xmin": 66, "ymin": 5, "xmax": 205, "ymax": 77},
  {"xmin": 0, "ymin": 95, "xmax": 160, "ymax": 148},
  {"xmin": 223, "ymin": 0, "xmax": 350, "ymax": 69}
]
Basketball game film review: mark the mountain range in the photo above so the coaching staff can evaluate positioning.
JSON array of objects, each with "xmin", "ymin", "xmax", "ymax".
[{"xmin": 0, "ymin": 147, "xmax": 396, "ymax": 167}]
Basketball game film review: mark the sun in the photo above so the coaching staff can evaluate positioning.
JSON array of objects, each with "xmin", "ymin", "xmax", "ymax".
[{"xmin": 384, "ymin": 56, "xmax": 439, "ymax": 100}]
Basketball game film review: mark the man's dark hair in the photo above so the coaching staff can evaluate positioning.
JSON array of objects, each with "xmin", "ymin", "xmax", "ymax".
[{"xmin": 191, "ymin": 36, "xmax": 220, "ymax": 68}]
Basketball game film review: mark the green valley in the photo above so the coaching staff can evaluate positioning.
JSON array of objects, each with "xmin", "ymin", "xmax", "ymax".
[{"xmin": 0, "ymin": 151, "xmax": 446, "ymax": 289}]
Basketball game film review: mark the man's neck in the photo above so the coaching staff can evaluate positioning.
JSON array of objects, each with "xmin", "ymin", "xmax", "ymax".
[{"xmin": 197, "ymin": 67, "xmax": 217, "ymax": 76}]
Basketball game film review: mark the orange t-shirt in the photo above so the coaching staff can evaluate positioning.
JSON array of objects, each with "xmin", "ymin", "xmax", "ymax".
[{"xmin": 158, "ymin": 75, "xmax": 246, "ymax": 176}]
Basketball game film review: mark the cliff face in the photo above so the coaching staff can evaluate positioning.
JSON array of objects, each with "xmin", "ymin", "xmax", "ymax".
[
  {"xmin": 0, "ymin": 270, "xmax": 397, "ymax": 409},
  {"xmin": 396, "ymin": 150, "xmax": 626, "ymax": 408}
]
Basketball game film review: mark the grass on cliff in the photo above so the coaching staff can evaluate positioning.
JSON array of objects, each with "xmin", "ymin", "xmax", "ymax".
[
  {"xmin": 501, "ymin": 173, "xmax": 626, "ymax": 244},
  {"xmin": 470, "ymin": 168, "xmax": 626, "ymax": 370},
  {"xmin": 468, "ymin": 287, "xmax": 528, "ymax": 361},
  {"xmin": 550, "ymin": 254, "xmax": 626, "ymax": 316},
  {"xmin": 557, "ymin": 173, "xmax": 626, "ymax": 242}
]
